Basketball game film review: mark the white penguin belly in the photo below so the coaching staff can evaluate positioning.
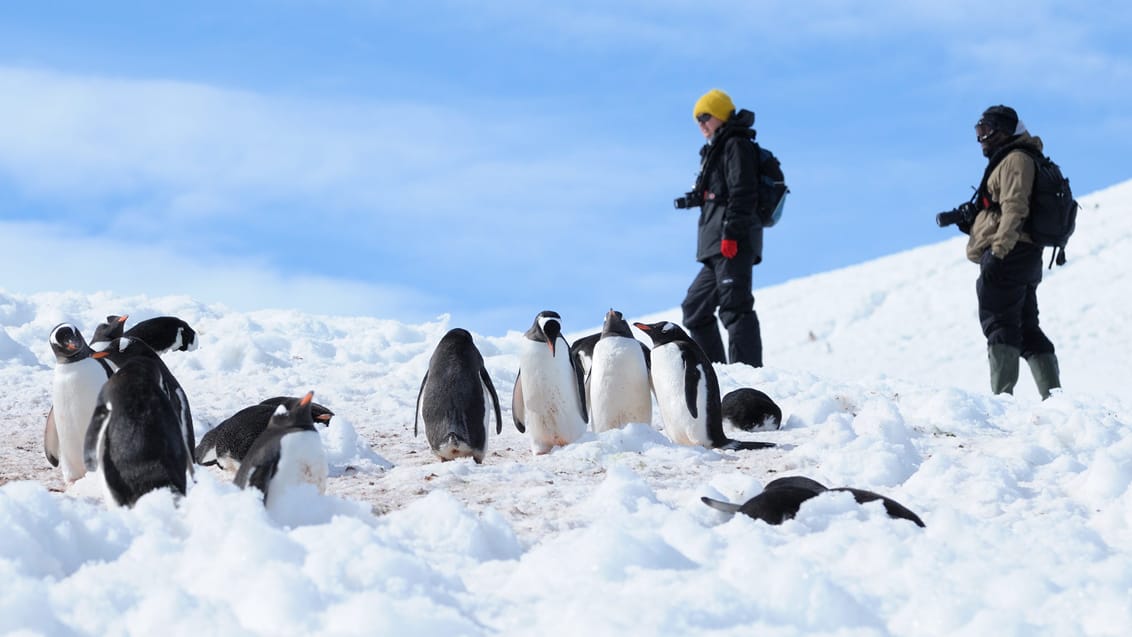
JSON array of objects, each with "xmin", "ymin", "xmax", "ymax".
[
  {"xmin": 589, "ymin": 337, "xmax": 651, "ymax": 433},
  {"xmin": 52, "ymin": 361, "xmax": 108, "ymax": 482},
  {"xmin": 649, "ymin": 345, "xmax": 710, "ymax": 447},
  {"xmin": 265, "ymin": 430, "xmax": 328, "ymax": 510},
  {"xmin": 518, "ymin": 339, "xmax": 586, "ymax": 452}
]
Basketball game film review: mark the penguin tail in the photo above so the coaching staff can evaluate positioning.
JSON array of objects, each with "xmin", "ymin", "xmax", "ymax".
[
  {"xmin": 718, "ymin": 438, "xmax": 776, "ymax": 451},
  {"xmin": 701, "ymin": 496, "xmax": 743, "ymax": 514}
]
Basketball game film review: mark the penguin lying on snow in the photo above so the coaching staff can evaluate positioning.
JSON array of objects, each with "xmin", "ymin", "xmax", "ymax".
[
  {"xmin": 196, "ymin": 397, "xmax": 334, "ymax": 471},
  {"xmin": 721, "ymin": 387, "xmax": 782, "ymax": 432},
  {"xmin": 91, "ymin": 314, "xmax": 198, "ymax": 354},
  {"xmin": 415, "ymin": 328, "xmax": 502, "ymax": 463},
  {"xmin": 45, "ymin": 323, "xmax": 113, "ymax": 483},
  {"xmin": 634, "ymin": 321, "xmax": 774, "ymax": 451},
  {"xmin": 702, "ymin": 475, "xmax": 925, "ymax": 527},
  {"xmin": 83, "ymin": 356, "xmax": 189, "ymax": 507},
  {"xmin": 235, "ymin": 391, "xmax": 328, "ymax": 509},
  {"xmin": 513, "ymin": 311, "xmax": 589, "ymax": 454}
]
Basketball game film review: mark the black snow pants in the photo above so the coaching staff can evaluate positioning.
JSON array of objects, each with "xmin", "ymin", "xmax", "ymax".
[
  {"xmin": 681, "ymin": 254, "xmax": 762, "ymax": 367},
  {"xmin": 976, "ymin": 241, "xmax": 1056, "ymax": 358}
]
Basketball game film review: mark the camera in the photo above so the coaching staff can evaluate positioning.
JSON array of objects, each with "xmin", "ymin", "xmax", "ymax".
[
  {"xmin": 674, "ymin": 190, "xmax": 703, "ymax": 209},
  {"xmin": 936, "ymin": 201, "xmax": 978, "ymax": 228}
]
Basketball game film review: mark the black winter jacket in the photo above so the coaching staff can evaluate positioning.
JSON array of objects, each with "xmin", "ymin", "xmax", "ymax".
[{"xmin": 692, "ymin": 109, "xmax": 763, "ymax": 264}]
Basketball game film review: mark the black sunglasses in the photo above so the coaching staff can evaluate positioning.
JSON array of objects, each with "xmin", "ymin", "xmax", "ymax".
[{"xmin": 696, "ymin": 112, "xmax": 713, "ymax": 124}]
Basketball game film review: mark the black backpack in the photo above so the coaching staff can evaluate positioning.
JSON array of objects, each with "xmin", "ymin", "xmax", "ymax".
[
  {"xmin": 753, "ymin": 143, "xmax": 789, "ymax": 227},
  {"xmin": 981, "ymin": 144, "xmax": 1077, "ymax": 268}
]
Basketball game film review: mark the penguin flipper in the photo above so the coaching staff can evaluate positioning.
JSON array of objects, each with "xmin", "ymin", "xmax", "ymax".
[
  {"xmin": 414, "ymin": 370, "xmax": 428, "ymax": 438},
  {"xmin": 44, "ymin": 407, "xmax": 60, "ymax": 467},
  {"xmin": 717, "ymin": 438, "xmax": 776, "ymax": 451},
  {"xmin": 835, "ymin": 488, "xmax": 926, "ymax": 528},
  {"xmin": 681, "ymin": 349, "xmax": 701, "ymax": 419},
  {"xmin": 480, "ymin": 367, "xmax": 503, "ymax": 435},
  {"xmin": 567, "ymin": 338, "xmax": 588, "ymax": 424},
  {"xmin": 700, "ymin": 496, "xmax": 743, "ymax": 514},
  {"xmin": 84, "ymin": 402, "xmax": 112, "ymax": 473},
  {"xmin": 512, "ymin": 372, "xmax": 526, "ymax": 433}
]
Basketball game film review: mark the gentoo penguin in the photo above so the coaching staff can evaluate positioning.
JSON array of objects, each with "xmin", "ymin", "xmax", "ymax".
[
  {"xmin": 633, "ymin": 321, "xmax": 774, "ymax": 451},
  {"xmin": 90, "ymin": 314, "xmax": 128, "ymax": 351},
  {"xmin": 235, "ymin": 391, "xmax": 328, "ymax": 509},
  {"xmin": 92, "ymin": 314, "xmax": 198, "ymax": 354},
  {"xmin": 512, "ymin": 311, "xmax": 588, "ymax": 454},
  {"xmin": 588, "ymin": 309, "xmax": 652, "ymax": 433},
  {"xmin": 196, "ymin": 397, "xmax": 334, "ymax": 471},
  {"xmin": 93, "ymin": 337, "xmax": 196, "ymax": 472},
  {"xmin": 568, "ymin": 331, "xmax": 601, "ymax": 411},
  {"xmin": 414, "ymin": 328, "xmax": 502, "ymax": 463},
  {"xmin": 701, "ymin": 475, "xmax": 925, "ymax": 527},
  {"xmin": 46, "ymin": 323, "xmax": 112, "ymax": 482},
  {"xmin": 721, "ymin": 387, "xmax": 782, "ymax": 432},
  {"xmin": 83, "ymin": 356, "xmax": 189, "ymax": 507}
]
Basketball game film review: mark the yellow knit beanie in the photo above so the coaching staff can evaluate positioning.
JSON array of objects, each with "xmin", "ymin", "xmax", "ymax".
[{"xmin": 693, "ymin": 89, "xmax": 734, "ymax": 122}]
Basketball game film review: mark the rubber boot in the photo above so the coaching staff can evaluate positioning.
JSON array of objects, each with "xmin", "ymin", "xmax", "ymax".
[
  {"xmin": 1026, "ymin": 353, "xmax": 1061, "ymax": 400},
  {"xmin": 988, "ymin": 344, "xmax": 1021, "ymax": 395}
]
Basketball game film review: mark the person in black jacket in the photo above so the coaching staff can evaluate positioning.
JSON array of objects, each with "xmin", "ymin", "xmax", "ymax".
[{"xmin": 678, "ymin": 89, "xmax": 763, "ymax": 367}]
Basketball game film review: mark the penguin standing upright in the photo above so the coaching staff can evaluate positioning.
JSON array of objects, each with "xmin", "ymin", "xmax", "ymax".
[
  {"xmin": 196, "ymin": 398, "xmax": 334, "ymax": 471},
  {"xmin": 235, "ymin": 391, "xmax": 328, "ymax": 510},
  {"xmin": 46, "ymin": 323, "xmax": 112, "ymax": 482},
  {"xmin": 93, "ymin": 337, "xmax": 196, "ymax": 472},
  {"xmin": 568, "ymin": 331, "xmax": 601, "ymax": 412},
  {"xmin": 634, "ymin": 321, "xmax": 774, "ymax": 451},
  {"xmin": 83, "ymin": 356, "xmax": 189, "ymax": 507},
  {"xmin": 588, "ymin": 309, "xmax": 652, "ymax": 433},
  {"xmin": 512, "ymin": 311, "xmax": 588, "ymax": 454},
  {"xmin": 415, "ymin": 328, "xmax": 502, "ymax": 463}
]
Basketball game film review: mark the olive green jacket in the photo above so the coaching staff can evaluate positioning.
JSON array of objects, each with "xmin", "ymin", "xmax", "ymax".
[{"xmin": 966, "ymin": 132, "xmax": 1042, "ymax": 262}]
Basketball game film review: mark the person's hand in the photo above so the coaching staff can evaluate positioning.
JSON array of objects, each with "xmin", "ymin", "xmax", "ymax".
[{"xmin": 720, "ymin": 239, "xmax": 738, "ymax": 259}]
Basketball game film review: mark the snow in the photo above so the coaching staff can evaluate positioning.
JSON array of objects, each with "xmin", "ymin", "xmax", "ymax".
[{"xmin": 2, "ymin": 178, "xmax": 1131, "ymax": 635}]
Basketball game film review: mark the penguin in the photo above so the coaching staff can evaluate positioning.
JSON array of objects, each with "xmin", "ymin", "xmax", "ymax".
[
  {"xmin": 92, "ymin": 314, "xmax": 198, "ymax": 354},
  {"xmin": 92, "ymin": 337, "xmax": 196, "ymax": 473},
  {"xmin": 512, "ymin": 310, "xmax": 588, "ymax": 454},
  {"xmin": 83, "ymin": 356, "xmax": 189, "ymax": 507},
  {"xmin": 46, "ymin": 323, "xmax": 112, "ymax": 483},
  {"xmin": 90, "ymin": 314, "xmax": 128, "ymax": 351},
  {"xmin": 568, "ymin": 331, "xmax": 601, "ymax": 411},
  {"xmin": 587, "ymin": 309, "xmax": 652, "ymax": 433},
  {"xmin": 701, "ymin": 475, "xmax": 925, "ymax": 527},
  {"xmin": 235, "ymin": 391, "xmax": 328, "ymax": 510},
  {"xmin": 196, "ymin": 397, "xmax": 335, "ymax": 471},
  {"xmin": 633, "ymin": 321, "xmax": 774, "ymax": 451},
  {"xmin": 414, "ymin": 328, "xmax": 502, "ymax": 463},
  {"xmin": 721, "ymin": 387, "xmax": 782, "ymax": 432}
]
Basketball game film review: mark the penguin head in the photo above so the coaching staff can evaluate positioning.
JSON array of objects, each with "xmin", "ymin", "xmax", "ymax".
[
  {"xmin": 49, "ymin": 323, "xmax": 92, "ymax": 363},
  {"xmin": 91, "ymin": 314, "xmax": 128, "ymax": 345},
  {"xmin": 525, "ymin": 310, "xmax": 563, "ymax": 355},
  {"xmin": 268, "ymin": 390, "xmax": 317, "ymax": 431},
  {"xmin": 600, "ymin": 309, "xmax": 632, "ymax": 339},
  {"xmin": 632, "ymin": 321, "xmax": 689, "ymax": 347}
]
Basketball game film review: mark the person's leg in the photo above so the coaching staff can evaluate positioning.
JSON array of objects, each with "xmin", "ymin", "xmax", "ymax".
[
  {"xmin": 1020, "ymin": 283, "xmax": 1060, "ymax": 399},
  {"xmin": 715, "ymin": 255, "xmax": 762, "ymax": 367},
  {"xmin": 976, "ymin": 244, "xmax": 1041, "ymax": 395},
  {"xmin": 681, "ymin": 263, "xmax": 726, "ymax": 363}
]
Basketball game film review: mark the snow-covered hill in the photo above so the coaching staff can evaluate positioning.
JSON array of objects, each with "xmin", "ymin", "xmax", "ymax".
[{"xmin": 1, "ymin": 178, "xmax": 1129, "ymax": 636}]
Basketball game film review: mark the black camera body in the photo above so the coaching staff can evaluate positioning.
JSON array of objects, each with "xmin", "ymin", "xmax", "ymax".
[
  {"xmin": 936, "ymin": 201, "xmax": 978, "ymax": 228},
  {"xmin": 674, "ymin": 190, "xmax": 703, "ymax": 209}
]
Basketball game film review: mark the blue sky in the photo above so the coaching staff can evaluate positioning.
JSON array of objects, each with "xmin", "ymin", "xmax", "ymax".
[{"xmin": 2, "ymin": 1, "xmax": 1130, "ymax": 335}]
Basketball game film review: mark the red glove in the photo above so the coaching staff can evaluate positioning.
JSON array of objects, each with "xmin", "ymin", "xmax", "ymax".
[{"xmin": 720, "ymin": 239, "xmax": 738, "ymax": 259}]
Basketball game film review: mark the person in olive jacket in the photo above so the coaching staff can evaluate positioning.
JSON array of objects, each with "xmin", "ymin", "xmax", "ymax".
[
  {"xmin": 679, "ymin": 89, "xmax": 763, "ymax": 367},
  {"xmin": 965, "ymin": 104, "xmax": 1061, "ymax": 399}
]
